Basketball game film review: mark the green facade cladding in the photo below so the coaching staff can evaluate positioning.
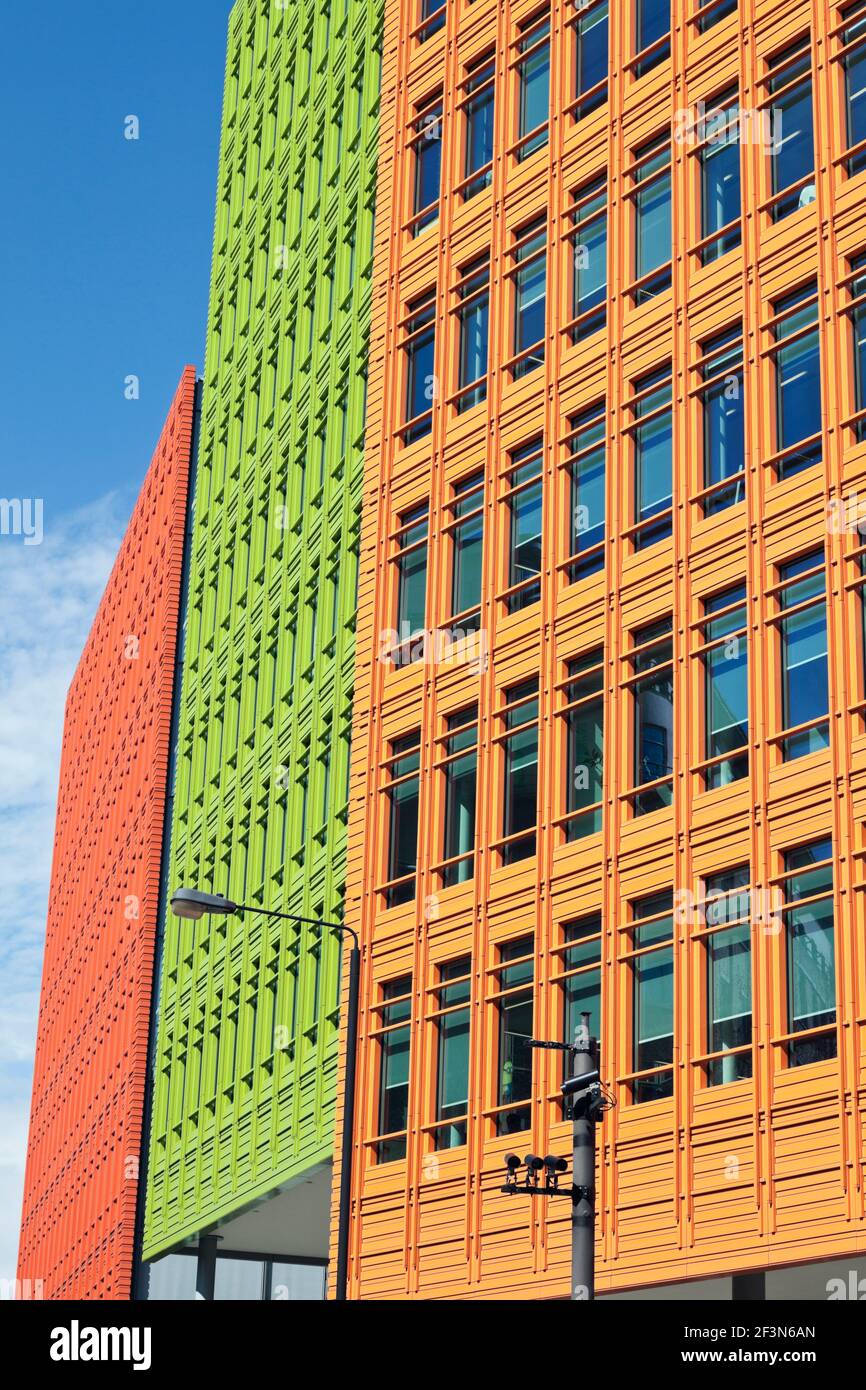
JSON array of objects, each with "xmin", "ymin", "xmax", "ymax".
[{"xmin": 143, "ymin": 0, "xmax": 382, "ymax": 1260}]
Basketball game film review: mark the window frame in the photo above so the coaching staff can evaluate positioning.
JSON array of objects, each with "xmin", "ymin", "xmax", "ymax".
[
  {"xmin": 776, "ymin": 842, "xmax": 837, "ymax": 1068},
  {"xmin": 621, "ymin": 892, "xmax": 675, "ymax": 1104},
  {"xmin": 692, "ymin": 584, "xmax": 749, "ymax": 790},
  {"xmin": 390, "ymin": 503, "xmax": 429, "ymax": 666},
  {"xmin": 381, "ymin": 731, "xmax": 422, "ymax": 907},
  {"xmin": 624, "ymin": 618, "xmax": 674, "ymax": 815},
  {"xmin": 761, "ymin": 37, "xmax": 816, "ymax": 223},
  {"xmin": 626, "ymin": 133, "xmax": 673, "ymax": 303},
  {"xmin": 434, "ymin": 706, "xmax": 479, "ymax": 888},
  {"xmin": 458, "ymin": 51, "xmax": 496, "ymax": 201},
  {"xmin": 564, "ymin": 176, "xmax": 608, "ymax": 343},
  {"xmin": 451, "ymin": 255, "xmax": 490, "ymax": 414},
  {"xmin": 407, "ymin": 92, "xmax": 444, "ymax": 238},
  {"xmin": 768, "ymin": 550, "xmax": 830, "ymax": 762},
  {"xmin": 370, "ymin": 975, "xmax": 414, "ymax": 1163},
  {"xmin": 426, "ymin": 957, "xmax": 473, "ymax": 1151},
  {"xmin": 442, "ymin": 471, "xmax": 485, "ymax": 638},
  {"xmin": 399, "ymin": 291, "xmax": 437, "ymax": 445},
  {"xmin": 512, "ymin": 10, "xmax": 551, "ymax": 162},
  {"xmin": 496, "ymin": 682, "xmax": 540, "ymax": 865},
  {"xmin": 765, "ymin": 282, "xmax": 822, "ymax": 479},
  {"xmin": 506, "ymin": 216, "xmax": 548, "ymax": 378},
  {"xmin": 693, "ymin": 324, "xmax": 746, "ymax": 515},
  {"xmin": 500, "ymin": 437, "xmax": 544, "ymax": 614},
  {"xmin": 557, "ymin": 649, "xmax": 605, "ymax": 842},
  {"xmin": 566, "ymin": 0, "xmax": 609, "ymax": 122},
  {"xmin": 488, "ymin": 937, "xmax": 536, "ymax": 1135},
  {"xmin": 691, "ymin": 866, "xmax": 754, "ymax": 1087},
  {"xmin": 625, "ymin": 364, "xmax": 674, "ymax": 550}
]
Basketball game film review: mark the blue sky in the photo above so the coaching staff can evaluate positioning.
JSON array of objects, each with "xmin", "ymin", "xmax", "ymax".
[{"xmin": 0, "ymin": 1, "xmax": 233, "ymax": 1285}]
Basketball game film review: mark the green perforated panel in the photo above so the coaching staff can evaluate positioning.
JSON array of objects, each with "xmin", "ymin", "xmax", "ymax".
[{"xmin": 143, "ymin": 0, "xmax": 382, "ymax": 1260}]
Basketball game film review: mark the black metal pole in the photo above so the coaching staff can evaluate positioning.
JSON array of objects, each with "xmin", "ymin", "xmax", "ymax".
[
  {"xmin": 196, "ymin": 1235, "xmax": 219, "ymax": 1301},
  {"xmin": 571, "ymin": 1011, "xmax": 596, "ymax": 1301},
  {"xmin": 335, "ymin": 944, "xmax": 361, "ymax": 1300}
]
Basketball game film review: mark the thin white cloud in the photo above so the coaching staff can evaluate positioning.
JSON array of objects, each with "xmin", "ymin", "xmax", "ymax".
[{"xmin": 0, "ymin": 494, "xmax": 128, "ymax": 1284}]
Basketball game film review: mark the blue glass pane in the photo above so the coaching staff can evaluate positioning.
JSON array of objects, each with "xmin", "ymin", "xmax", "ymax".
[
  {"xmin": 701, "ymin": 136, "xmax": 740, "ymax": 255},
  {"xmin": 772, "ymin": 84, "xmax": 814, "ymax": 194},
  {"xmin": 636, "ymin": 174, "xmax": 671, "ymax": 279},
  {"xmin": 705, "ymin": 378, "xmax": 745, "ymax": 486},
  {"xmin": 777, "ymin": 332, "xmax": 821, "ymax": 450},
  {"xmin": 782, "ymin": 607, "xmax": 828, "ymax": 730}
]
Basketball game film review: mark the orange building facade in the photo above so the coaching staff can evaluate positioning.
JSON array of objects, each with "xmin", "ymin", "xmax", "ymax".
[
  {"xmin": 332, "ymin": 0, "xmax": 866, "ymax": 1298},
  {"xmin": 17, "ymin": 368, "xmax": 198, "ymax": 1299}
]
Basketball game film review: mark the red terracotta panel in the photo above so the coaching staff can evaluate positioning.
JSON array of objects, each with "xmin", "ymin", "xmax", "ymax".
[{"xmin": 17, "ymin": 367, "xmax": 197, "ymax": 1300}]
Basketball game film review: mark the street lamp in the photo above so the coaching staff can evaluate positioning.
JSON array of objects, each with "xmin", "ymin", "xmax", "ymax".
[
  {"xmin": 502, "ymin": 1012, "xmax": 614, "ymax": 1300},
  {"xmin": 169, "ymin": 886, "xmax": 361, "ymax": 1302}
]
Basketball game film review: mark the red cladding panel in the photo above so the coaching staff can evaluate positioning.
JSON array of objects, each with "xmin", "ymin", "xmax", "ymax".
[{"xmin": 17, "ymin": 367, "xmax": 197, "ymax": 1299}]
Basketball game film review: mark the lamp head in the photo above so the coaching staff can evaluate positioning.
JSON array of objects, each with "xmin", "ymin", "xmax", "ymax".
[{"xmin": 170, "ymin": 888, "xmax": 240, "ymax": 921}]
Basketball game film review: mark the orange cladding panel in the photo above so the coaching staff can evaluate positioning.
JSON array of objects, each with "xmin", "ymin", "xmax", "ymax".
[{"xmin": 332, "ymin": 0, "xmax": 866, "ymax": 1298}]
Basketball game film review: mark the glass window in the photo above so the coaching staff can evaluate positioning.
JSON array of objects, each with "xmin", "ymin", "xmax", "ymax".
[
  {"xmin": 385, "ymin": 732, "xmax": 421, "ymax": 906},
  {"xmin": 701, "ymin": 586, "xmax": 749, "ymax": 788},
  {"xmin": 635, "ymin": 0, "xmax": 670, "ymax": 76},
  {"xmin": 842, "ymin": 3, "xmax": 866, "ymax": 175},
  {"xmin": 145, "ymin": 1253, "xmax": 199, "ymax": 1301},
  {"xmin": 574, "ymin": 1, "xmax": 608, "ymax": 120},
  {"xmin": 697, "ymin": 0, "xmax": 738, "ymax": 32},
  {"xmin": 394, "ymin": 505, "xmax": 428, "ymax": 663},
  {"xmin": 495, "ymin": 937, "xmax": 535, "ymax": 1134},
  {"xmin": 434, "ymin": 958, "xmax": 472, "ymax": 1149},
  {"xmin": 563, "ymin": 650, "xmax": 604, "ymax": 840},
  {"xmin": 562, "ymin": 917, "xmax": 602, "ymax": 1037},
  {"xmin": 782, "ymin": 842, "xmax": 836, "ymax": 1066},
  {"xmin": 699, "ymin": 91, "xmax": 742, "ymax": 263},
  {"xmin": 411, "ymin": 99, "xmax": 443, "ymax": 235},
  {"xmin": 697, "ymin": 326, "xmax": 745, "ymax": 513},
  {"xmin": 567, "ymin": 401, "xmax": 606, "ymax": 580},
  {"xmin": 504, "ymin": 438, "xmax": 543, "ymax": 612},
  {"xmin": 767, "ymin": 40, "xmax": 815, "ymax": 221},
  {"xmin": 463, "ymin": 55, "xmax": 495, "ymax": 198},
  {"xmin": 376, "ymin": 977, "xmax": 413, "ymax": 1160},
  {"xmin": 561, "ymin": 916, "xmax": 602, "ymax": 1105},
  {"xmin": 771, "ymin": 282, "xmax": 821, "ymax": 476},
  {"xmin": 441, "ymin": 708, "xmax": 478, "ymax": 886},
  {"xmin": 447, "ymin": 473, "xmax": 484, "ymax": 634},
  {"xmin": 269, "ymin": 1264, "xmax": 327, "ymax": 1301},
  {"xmin": 512, "ymin": 219, "xmax": 547, "ymax": 376},
  {"xmin": 402, "ymin": 292, "xmax": 436, "ymax": 443},
  {"xmin": 847, "ymin": 252, "xmax": 866, "ymax": 440},
  {"xmin": 629, "ymin": 619, "xmax": 674, "ymax": 814},
  {"xmin": 778, "ymin": 551, "xmax": 829, "ymax": 760},
  {"xmin": 632, "ymin": 366, "xmax": 673, "ymax": 548},
  {"xmin": 704, "ymin": 866, "xmax": 752, "ymax": 1085},
  {"xmin": 501, "ymin": 682, "xmax": 539, "ymax": 864},
  {"xmin": 456, "ymin": 257, "xmax": 489, "ymax": 412},
  {"xmin": 214, "ymin": 1257, "xmax": 268, "ymax": 1301},
  {"xmin": 633, "ymin": 136, "xmax": 672, "ymax": 300},
  {"xmin": 418, "ymin": 0, "xmax": 446, "ymax": 43},
  {"xmin": 516, "ymin": 14, "xmax": 550, "ymax": 159},
  {"xmin": 569, "ymin": 177, "xmax": 607, "ymax": 340},
  {"xmin": 631, "ymin": 892, "xmax": 674, "ymax": 1102}
]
